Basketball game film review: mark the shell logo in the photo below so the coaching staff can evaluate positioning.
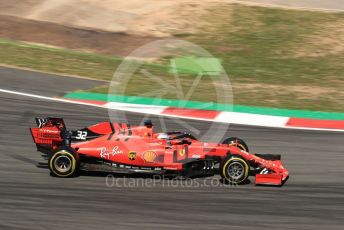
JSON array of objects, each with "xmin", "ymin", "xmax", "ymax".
[{"xmin": 143, "ymin": 151, "xmax": 157, "ymax": 163}]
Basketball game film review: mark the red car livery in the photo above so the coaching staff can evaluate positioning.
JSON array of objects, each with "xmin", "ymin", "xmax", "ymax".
[{"xmin": 30, "ymin": 117, "xmax": 289, "ymax": 186}]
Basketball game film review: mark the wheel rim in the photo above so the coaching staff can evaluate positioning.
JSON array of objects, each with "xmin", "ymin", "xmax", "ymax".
[
  {"xmin": 227, "ymin": 161, "xmax": 245, "ymax": 180},
  {"xmin": 54, "ymin": 155, "xmax": 72, "ymax": 173}
]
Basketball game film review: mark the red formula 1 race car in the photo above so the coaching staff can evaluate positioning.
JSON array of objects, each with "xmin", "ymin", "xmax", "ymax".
[{"xmin": 30, "ymin": 117, "xmax": 289, "ymax": 186}]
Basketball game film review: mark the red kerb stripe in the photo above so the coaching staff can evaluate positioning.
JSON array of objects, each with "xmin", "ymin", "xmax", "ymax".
[
  {"xmin": 286, "ymin": 118, "xmax": 344, "ymax": 130},
  {"xmin": 162, "ymin": 107, "xmax": 220, "ymax": 119},
  {"xmin": 64, "ymin": 98, "xmax": 107, "ymax": 106}
]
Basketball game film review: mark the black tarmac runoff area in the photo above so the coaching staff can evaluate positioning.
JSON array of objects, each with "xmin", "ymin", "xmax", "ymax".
[{"xmin": 0, "ymin": 66, "xmax": 343, "ymax": 230}]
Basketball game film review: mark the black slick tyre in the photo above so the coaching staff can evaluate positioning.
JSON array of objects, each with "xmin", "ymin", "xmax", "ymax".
[
  {"xmin": 220, "ymin": 155, "xmax": 250, "ymax": 184},
  {"xmin": 222, "ymin": 137, "xmax": 249, "ymax": 152},
  {"xmin": 49, "ymin": 147, "xmax": 79, "ymax": 177}
]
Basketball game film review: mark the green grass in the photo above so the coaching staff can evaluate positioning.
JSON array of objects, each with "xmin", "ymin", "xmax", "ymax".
[
  {"xmin": 0, "ymin": 39, "xmax": 224, "ymax": 103},
  {"xmin": 183, "ymin": 4, "xmax": 344, "ymax": 111},
  {"xmin": 1, "ymin": 4, "xmax": 344, "ymax": 112},
  {"xmin": 0, "ymin": 40, "xmax": 123, "ymax": 81}
]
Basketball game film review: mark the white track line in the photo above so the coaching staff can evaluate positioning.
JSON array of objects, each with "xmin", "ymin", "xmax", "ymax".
[
  {"xmin": 0, "ymin": 88, "xmax": 343, "ymax": 132},
  {"xmin": 0, "ymin": 89, "xmax": 104, "ymax": 108}
]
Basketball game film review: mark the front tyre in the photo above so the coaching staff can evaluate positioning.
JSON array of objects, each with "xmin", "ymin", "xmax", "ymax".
[
  {"xmin": 222, "ymin": 137, "xmax": 249, "ymax": 152},
  {"xmin": 220, "ymin": 155, "xmax": 249, "ymax": 184},
  {"xmin": 49, "ymin": 147, "xmax": 79, "ymax": 177}
]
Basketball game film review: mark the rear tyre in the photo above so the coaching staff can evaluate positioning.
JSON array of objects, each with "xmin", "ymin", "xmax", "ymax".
[
  {"xmin": 49, "ymin": 147, "xmax": 79, "ymax": 177},
  {"xmin": 222, "ymin": 137, "xmax": 249, "ymax": 152},
  {"xmin": 220, "ymin": 155, "xmax": 250, "ymax": 184}
]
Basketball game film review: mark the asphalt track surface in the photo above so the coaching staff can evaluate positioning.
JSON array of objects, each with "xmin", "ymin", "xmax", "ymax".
[{"xmin": 0, "ymin": 66, "xmax": 344, "ymax": 230}]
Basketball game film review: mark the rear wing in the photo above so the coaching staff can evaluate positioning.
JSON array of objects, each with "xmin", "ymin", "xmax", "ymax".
[
  {"xmin": 35, "ymin": 117, "xmax": 65, "ymax": 129},
  {"xmin": 30, "ymin": 117, "xmax": 67, "ymax": 154},
  {"xmin": 30, "ymin": 118, "xmax": 112, "ymax": 153}
]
